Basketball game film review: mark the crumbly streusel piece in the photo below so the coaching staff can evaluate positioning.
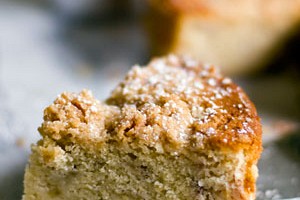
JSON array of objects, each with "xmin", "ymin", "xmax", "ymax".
[{"xmin": 23, "ymin": 55, "xmax": 262, "ymax": 200}]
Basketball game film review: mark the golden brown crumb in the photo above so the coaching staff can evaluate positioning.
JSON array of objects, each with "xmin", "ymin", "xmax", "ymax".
[{"xmin": 16, "ymin": 137, "xmax": 25, "ymax": 148}]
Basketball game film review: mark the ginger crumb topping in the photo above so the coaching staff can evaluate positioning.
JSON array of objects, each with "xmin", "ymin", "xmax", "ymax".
[{"xmin": 39, "ymin": 55, "xmax": 261, "ymax": 152}]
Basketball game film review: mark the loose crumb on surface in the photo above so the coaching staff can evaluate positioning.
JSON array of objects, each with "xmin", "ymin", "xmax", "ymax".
[{"xmin": 15, "ymin": 137, "xmax": 25, "ymax": 148}]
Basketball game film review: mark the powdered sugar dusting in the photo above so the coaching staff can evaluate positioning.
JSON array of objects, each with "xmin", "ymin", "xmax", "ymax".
[{"xmin": 105, "ymin": 55, "xmax": 260, "ymax": 150}]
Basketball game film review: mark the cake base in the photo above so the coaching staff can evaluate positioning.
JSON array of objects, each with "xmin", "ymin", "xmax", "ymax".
[{"xmin": 24, "ymin": 137, "xmax": 256, "ymax": 200}]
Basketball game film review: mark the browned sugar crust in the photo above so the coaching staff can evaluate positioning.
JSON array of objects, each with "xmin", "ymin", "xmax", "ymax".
[{"xmin": 40, "ymin": 55, "xmax": 262, "ymax": 156}]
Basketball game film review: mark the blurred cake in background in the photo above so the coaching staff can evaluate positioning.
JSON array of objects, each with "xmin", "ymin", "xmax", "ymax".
[{"xmin": 145, "ymin": 0, "xmax": 300, "ymax": 75}]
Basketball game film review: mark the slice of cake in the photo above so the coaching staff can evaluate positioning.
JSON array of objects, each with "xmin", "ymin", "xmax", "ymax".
[
  {"xmin": 23, "ymin": 55, "xmax": 262, "ymax": 200},
  {"xmin": 145, "ymin": 0, "xmax": 300, "ymax": 75}
]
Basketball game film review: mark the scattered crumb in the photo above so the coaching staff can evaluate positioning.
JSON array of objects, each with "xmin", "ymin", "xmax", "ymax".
[{"xmin": 15, "ymin": 137, "xmax": 25, "ymax": 148}]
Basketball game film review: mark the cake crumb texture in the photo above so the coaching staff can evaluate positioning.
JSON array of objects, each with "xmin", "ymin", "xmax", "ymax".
[{"xmin": 23, "ymin": 55, "xmax": 262, "ymax": 200}]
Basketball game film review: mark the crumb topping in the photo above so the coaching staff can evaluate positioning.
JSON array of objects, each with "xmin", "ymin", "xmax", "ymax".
[
  {"xmin": 39, "ymin": 90, "xmax": 119, "ymax": 147},
  {"xmin": 40, "ymin": 55, "xmax": 262, "ymax": 153}
]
